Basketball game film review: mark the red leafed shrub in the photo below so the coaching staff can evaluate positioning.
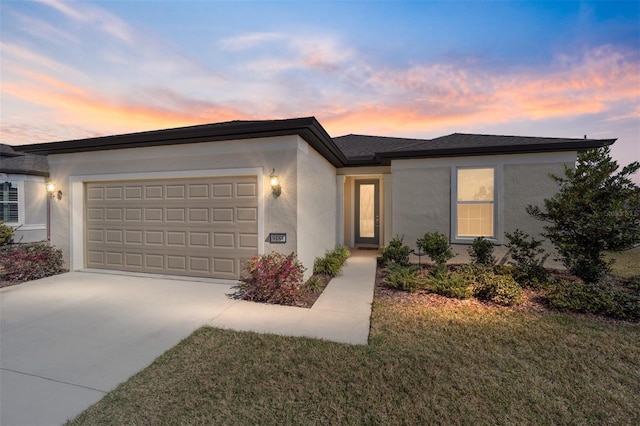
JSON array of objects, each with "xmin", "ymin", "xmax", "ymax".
[
  {"xmin": 237, "ymin": 252, "xmax": 306, "ymax": 305},
  {"xmin": 0, "ymin": 242, "xmax": 64, "ymax": 283}
]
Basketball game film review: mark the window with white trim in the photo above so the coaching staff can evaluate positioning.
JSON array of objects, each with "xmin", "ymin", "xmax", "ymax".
[
  {"xmin": 455, "ymin": 168, "xmax": 495, "ymax": 238},
  {"xmin": 0, "ymin": 181, "xmax": 19, "ymax": 223}
]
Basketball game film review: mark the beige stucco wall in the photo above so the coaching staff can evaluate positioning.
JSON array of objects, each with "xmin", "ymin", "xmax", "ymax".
[
  {"xmin": 390, "ymin": 152, "xmax": 575, "ymax": 266},
  {"xmin": 391, "ymin": 165, "xmax": 450, "ymax": 252},
  {"xmin": 296, "ymin": 138, "xmax": 337, "ymax": 277},
  {"xmin": 47, "ymin": 136, "xmax": 301, "ymax": 272}
]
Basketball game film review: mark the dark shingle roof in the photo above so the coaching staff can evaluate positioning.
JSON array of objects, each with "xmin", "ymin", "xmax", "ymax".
[
  {"xmin": 332, "ymin": 134, "xmax": 424, "ymax": 162},
  {"xmin": 332, "ymin": 133, "xmax": 616, "ymax": 164},
  {"xmin": 14, "ymin": 117, "xmax": 615, "ymax": 168},
  {"xmin": 14, "ymin": 117, "xmax": 348, "ymax": 168},
  {"xmin": 390, "ymin": 133, "xmax": 612, "ymax": 152},
  {"xmin": 0, "ymin": 144, "xmax": 49, "ymax": 176}
]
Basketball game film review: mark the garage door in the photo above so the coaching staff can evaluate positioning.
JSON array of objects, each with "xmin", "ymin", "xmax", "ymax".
[{"xmin": 85, "ymin": 176, "xmax": 258, "ymax": 280}]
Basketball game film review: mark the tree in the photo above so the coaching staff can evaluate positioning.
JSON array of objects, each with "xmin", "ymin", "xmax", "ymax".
[{"xmin": 527, "ymin": 146, "xmax": 640, "ymax": 282}]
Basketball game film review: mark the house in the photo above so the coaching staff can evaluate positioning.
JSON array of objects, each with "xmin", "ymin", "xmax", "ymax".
[
  {"xmin": 0, "ymin": 144, "xmax": 49, "ymax": 243},
  {"xmin": 14, "ymin": 117, "xmax": 613, "ymax": 280}
]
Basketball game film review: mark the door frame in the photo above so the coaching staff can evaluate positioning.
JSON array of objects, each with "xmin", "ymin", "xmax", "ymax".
[{"xmin": 354, "ymin": 179, "xmax": 380, "ymax": 245}]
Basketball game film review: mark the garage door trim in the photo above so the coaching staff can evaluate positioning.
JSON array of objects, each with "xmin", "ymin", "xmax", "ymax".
[{"xmin": 69, "ymin": 168, "xmax": 264, "ymax": 273}]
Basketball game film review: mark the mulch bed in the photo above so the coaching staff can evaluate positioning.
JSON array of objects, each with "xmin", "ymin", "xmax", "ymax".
[
  {"xmin": 374, "ymin": 264, "xmax": 639, "ymax": 324},
  {"xmin": 375, "ymin": 264, "xmax": 551, "ymax": 314},
  {"xmin": 296, "ymin": 274, "xmax": 332, "ymax": 308}
]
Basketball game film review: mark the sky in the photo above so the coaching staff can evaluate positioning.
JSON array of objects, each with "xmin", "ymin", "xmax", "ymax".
[{"xmin": 1, "ymin": 0, "xmax": 639, "ymax": 177}]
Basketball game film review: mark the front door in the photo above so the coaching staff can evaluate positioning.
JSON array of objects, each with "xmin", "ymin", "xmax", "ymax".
[{"xmin": 355, "ymin": 180, "xmax": 380, "ymax": 245}]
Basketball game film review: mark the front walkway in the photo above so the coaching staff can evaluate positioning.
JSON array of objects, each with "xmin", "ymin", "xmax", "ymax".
[{"xmin": 210, "ymin": 249, "xmax": 377, "ymax": 345}]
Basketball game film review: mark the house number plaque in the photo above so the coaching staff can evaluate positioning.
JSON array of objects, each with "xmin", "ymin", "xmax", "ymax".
[{"xmin": 268, "ymin": 233, "xmax": 286, "ymax": 244}]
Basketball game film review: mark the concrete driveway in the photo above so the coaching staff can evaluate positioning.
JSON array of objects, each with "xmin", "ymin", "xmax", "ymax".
[
  {"xmin": 0, "ymin": 272, "xmax": 241, "ymax": 426},
  {"xmin": 0, "ymin": 254, "xmax": 376, "ymax": 425}
]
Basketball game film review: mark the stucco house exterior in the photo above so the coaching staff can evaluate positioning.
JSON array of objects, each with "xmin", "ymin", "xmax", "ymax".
[
  {"xmin": 15, "ymin": 117, "xmax": 613, "ymax": 280},
  {"xmin": 0, "ymin": 144, "xmax": 49, "ymax": 243}
]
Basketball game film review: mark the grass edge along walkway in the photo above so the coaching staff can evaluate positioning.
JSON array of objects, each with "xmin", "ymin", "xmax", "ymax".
[{"xmin": 68, "ymin": 298, "xmax": 640, "ymax": 425}]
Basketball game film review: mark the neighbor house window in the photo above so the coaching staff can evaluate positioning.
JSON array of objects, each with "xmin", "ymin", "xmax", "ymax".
[
  {"xmin": 456, "ymin": 168, "xmax": 495, "ymax": 238},
  {"xmin": 0, "ymin": 181, "xmax": 19, "ymax": 223}
]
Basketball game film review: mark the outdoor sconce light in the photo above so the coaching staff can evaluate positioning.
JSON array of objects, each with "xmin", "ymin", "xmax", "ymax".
[
  {"xmin": 46, "ymin": 181, "xmax": 62, "ymax": 200},
  {"xmin": 269, "ymin": 169, "xmax": 281, "ymax": 197}
]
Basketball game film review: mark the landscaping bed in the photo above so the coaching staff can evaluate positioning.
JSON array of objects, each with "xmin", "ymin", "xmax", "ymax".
[
  {"xmin": 0, "ymin": 242, "xmax": 65, "ymax": 289},
  {"xmin": 375, "ymin": 263, "xmax": 639, "ymax": 322},
  {"xmin": 232, "ymin": 246, "xmax": 350, "ymax": 309}
]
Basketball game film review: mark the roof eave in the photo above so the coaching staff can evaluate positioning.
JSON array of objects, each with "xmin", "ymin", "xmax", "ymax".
[
  {"xmin": 13, "ymin": 117, "xmax": 349, "ymax": 168},
  {"xmin": 374, "ymin": 139, "xmax": 616, "ymax": 165},
  {"xmin": 0, "ymin": 168, "xmax": 50, "ymax": 177}
]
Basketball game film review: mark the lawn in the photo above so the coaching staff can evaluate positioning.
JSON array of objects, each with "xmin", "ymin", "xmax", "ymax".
[
  {"xmin": 607, "ymin": 246, "xmax": 640, "ymax": 279},
  {"xmin": 68, "ymin": 300, "xmax": 640, "ymax": 424}
]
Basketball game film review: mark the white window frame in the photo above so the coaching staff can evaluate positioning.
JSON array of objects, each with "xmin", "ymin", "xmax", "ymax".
[
  {"xmin": 451, "ymin": 165, "xmax": 503, "ymax": 244},
  {"xmin": 0, "ymin": 180, "xmax": 23, "ymax": 225}
]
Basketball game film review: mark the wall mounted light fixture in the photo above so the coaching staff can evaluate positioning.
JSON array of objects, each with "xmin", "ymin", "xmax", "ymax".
[
  {"xmin": 46, "ymin": 181, "xmax": 62, "ymax": 200},
  {"xmin": 269, "ymin": 169, "xmax": 281, "ymax": 197}
]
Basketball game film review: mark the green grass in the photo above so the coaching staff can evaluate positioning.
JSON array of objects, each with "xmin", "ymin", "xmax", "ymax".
[
  {"xmin": 68, "ymin": 301, "xmax": 640, "ymax": 425},
  {"xmin": 607, "ymin": 246, "xmax": 640, "ymax": 279}
]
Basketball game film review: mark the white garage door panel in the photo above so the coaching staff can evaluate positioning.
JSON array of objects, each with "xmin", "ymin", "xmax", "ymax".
[{"xmin": 85, "ymin": 176, "xmax": 258, "ymax": 279}]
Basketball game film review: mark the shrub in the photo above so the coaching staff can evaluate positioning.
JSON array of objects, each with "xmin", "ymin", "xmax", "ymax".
[
  {"xmin": 527, "ymin": 146, "xmax": 640, "ymax": 282},
  {"xmin": 313, "ymin": 246, "xmax": 350, "ymax": 277},
  {"xmin": 0, "ymin": 222, "xmax": 18, "ymax": 246},
  {"xmin": 468, "ymin": 236, "xmax": 495, "ymax": 266},
  {"xmin": 424, "ymin": 265, "xmax": 472, "ymax": 299},
  {"xmin": 547, "ymin": 279, "xmax": 640, "ymax": 321},
  {"xmin": 237, "ymin": 252, "xmax": 306, "ymax": 305},
  {"xmin": 0, "ymin": 242, "xmax": 64, "ymax": 282},
  {"xmin": 472, "ymin": 269, "xmax": 523, "ymax": 306},
  {"xmin": 305, "ymin": 276, "xmax": 324, "ymax": 293},
  {"xmin": 380, "ymin": 235, "xmax": 412, "ymax": 266},
  {"xmin": 313, "ymin": 255, "xmax": 342, "ymax": 277},
  {"xmin": 624, "ymin": 276, "xmax": 640, "ymax": 294},
  {"xmin": 417, "ymin": 232, "xmax": 454, "ymax": 265},
  {"xmin": 505, "ymin": 229, "xmax": 550, "ymax": 289},
  {"xmin": 332, "ymin": 245, "xmax": 350, "ymax": 265},
  {"xmin": 385, "ymin": 264, "xmax": 423, "ymax": 292}
]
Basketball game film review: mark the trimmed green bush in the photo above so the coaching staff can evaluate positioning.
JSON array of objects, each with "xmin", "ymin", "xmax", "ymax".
[
  {"xmin": 505, "ymin": 229, "xmax": 550, "ymax": 289},
  {"xmin": 332, "ymin": 245, "xmax": 350, "ymax": 264},
  {"xmin": 385, "ymin": 265, "xmax": 423, "ymax": 292},
  {"xmin": 624, "ymin": 276, "xmax": 640, "ymax": 294},
  {"xmin": 468, "ymin": 236, "xmax": 495, "ymax": 266},
  {"xmin": 424, "ymin": 265, "xmax": 472, "ymax": 299},
  {"xmin": 547, "ymin": 280, "xmax": 639, "ymax": 321},
  {"xmin": 472, "ymin": 269, "xmax": 523, "ymax": 306},
  {"xmin": 237, "ymin": 252, "xmax": 306, "ymax": 305},
  {"xmin": 305, "ymin": 276, "xmax": 324, "ymax": 293},
  {"xmin": 0, "ymin": 222, "xmax": 18, "ymax": 246},
  {"xmin": 313, "ymin": 255, "xmax": 342, "ymax": 277},
  {"xmin": 313, "ymin": 246, "xmax": 351, "ymax": 277},
  {"xmin": 417, "ymin": 232, "xmax": 454, "ymax": 265},
  {"xmin": 0, "ymin": 242, "xmax": 64, "ymax": 282},
  {"xmin": 380, "ymin": 235, "xmax": 412, "ymax": 266}
]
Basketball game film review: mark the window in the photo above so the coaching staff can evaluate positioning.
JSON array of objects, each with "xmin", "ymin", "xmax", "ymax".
[
  {"xmin": 456, "ymin": 168, "xmax": 495, "ymax": 238},
  {"xmin": 0, "ymin": 181, "xmax": 19, "ymax": 223}
]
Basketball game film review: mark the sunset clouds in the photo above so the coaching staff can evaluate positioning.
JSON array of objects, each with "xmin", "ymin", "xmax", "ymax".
[{"xmin": 1, "ymin": 1, "xmax": 638, "ymax": 169}]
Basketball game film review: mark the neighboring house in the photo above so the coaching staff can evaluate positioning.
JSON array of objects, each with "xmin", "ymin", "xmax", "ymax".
[
  {"xmin": 14, "ymin": 117, "xmax": 613, "ymax": 280},
  {"xmin": 0, "ymin": 144, "xmax": 49, "ymax": 243}
]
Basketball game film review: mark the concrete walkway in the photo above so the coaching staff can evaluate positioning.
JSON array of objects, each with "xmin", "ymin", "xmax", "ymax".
[
  {"xmin": 0, "ymin": 250, "xmax": 377, "ymax": 425},
  {"xmin": 210, "ymin": 249, "xmax": 377, "ymax": 344}
]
